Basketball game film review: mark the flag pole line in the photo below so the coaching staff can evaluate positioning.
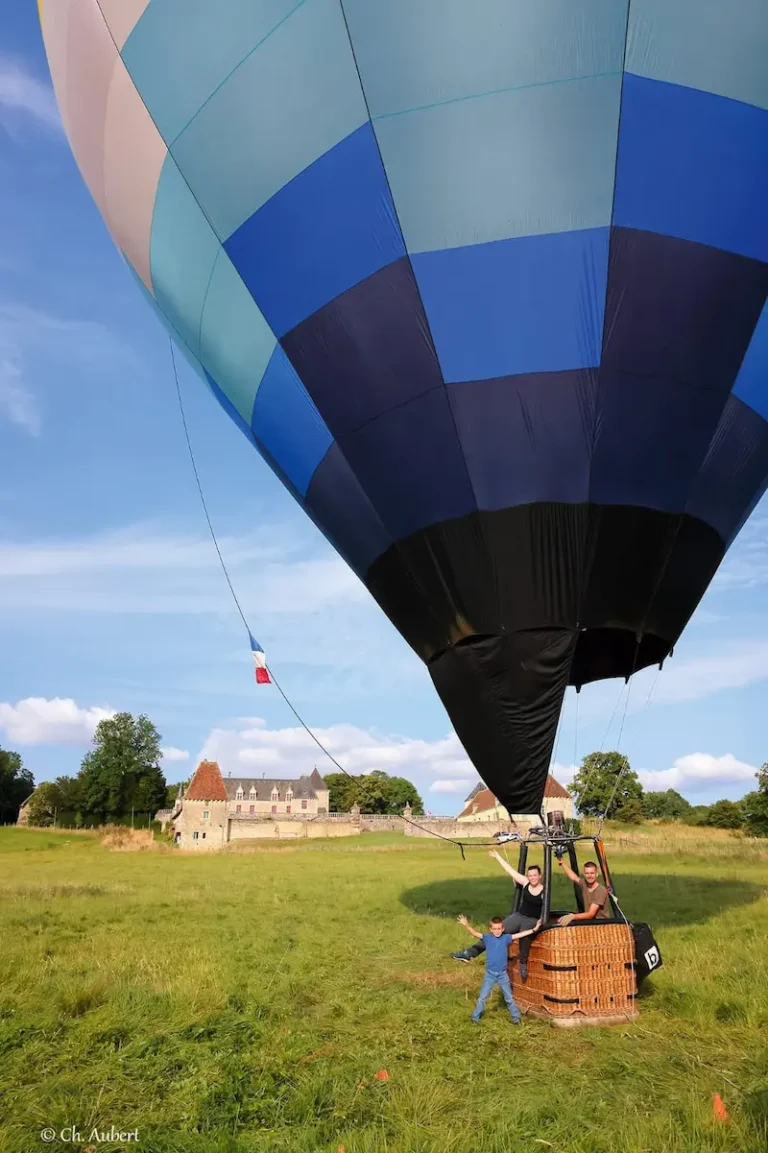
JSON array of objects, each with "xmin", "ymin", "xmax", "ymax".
[{"xmin": 168, "ymin": 340, "xmax": 503, "ymax": 854}]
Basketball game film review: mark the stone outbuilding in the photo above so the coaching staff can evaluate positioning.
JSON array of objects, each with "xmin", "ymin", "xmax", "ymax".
[{"xmin": 457, "ymin": 775, "xmax": 574, "ymax": 824}]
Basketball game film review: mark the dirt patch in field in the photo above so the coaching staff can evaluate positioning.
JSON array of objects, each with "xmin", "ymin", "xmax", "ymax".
[
  {"xmin": 100, "ymin": 828, "xmax": 168, "ymax": 852},
  {"xmin": 397, "ymin": 968, "xmax": 474, "ymax": 989}
]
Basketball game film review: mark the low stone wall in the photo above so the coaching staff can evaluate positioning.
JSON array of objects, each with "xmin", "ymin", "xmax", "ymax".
[
  {"xmin": 228, "ymin": 818, "xmax": 359, "ymax": 841},
  {"xmin": 403, "ymin": 818, "xmax": 519, "ymax": 839},
  {"xmin": 358, "ymin": 815, "xmax": 402, "ymax": 832}
]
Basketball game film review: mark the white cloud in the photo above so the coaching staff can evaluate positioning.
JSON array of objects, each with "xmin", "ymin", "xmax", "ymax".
[
  {"xmin": 0, "ymin": 302, "xmax": 139, "ymax": 440},
  {"xmin": 0, "ymin": 697, "xmax": 114, "ymax": 745},
  {"xmin": 551, "ymin": 762, "xmax": 578, "ymax": 787},
  {"xmin": 650, "ymin": 642, "xmax": 768, "ymax": 706},
  {"xmin": 0, "ymin": 522, "xmax": 366, "ymax": 616},
  {"xmin": 0, "ymin": 58, "xmax": 61, "ymax": 134},
  {"xmin": 430, "ymin": 779, "xmax": 473, "ymax": 794},
  {"xmin": 639, "ymin": 753, "xmax": 758, "ymax": 794},
  {"xmin": 161, "ymin": 747, "xmax": 189, "ymax": 764},
  {"xmin": 0, "ymin": 516, "xmax": 424, "ymax": 705},
  {"xmin": 569, "ymin": 638, "xmax": 768, "ymax": 727},
  {"xmin": 712, "ymin": 515, "xmax": 768, "ymax": 591},
  {"xmin": 199, "ymin": 721, "xmax": 474, "ymax": 800},
  {"xmin": 0, "ymin": 353, "xmax": 40, "ymax": 435}
]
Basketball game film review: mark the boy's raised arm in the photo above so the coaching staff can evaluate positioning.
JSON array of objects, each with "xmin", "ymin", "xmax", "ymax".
[
  {"xmin": 456, "ymin": 914, "xmax": 483, "ymax": 940},
  {"xmin": 510, "ymin": 919, "xmax": 542, "ymax": 940}
]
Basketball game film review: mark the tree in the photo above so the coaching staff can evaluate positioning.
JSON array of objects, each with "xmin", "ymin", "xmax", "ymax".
[
  {"xmin": 78, "ymin": 713, "xmax": 166, "ymax": 823},
  {"xmin": 325, "ymin": 772, "xmax": 359, "ymax": 813},
  {"xmin": 164, "ymin": 782, "xmax": 187, "ymax": 809},
  {"xmin": 25, "ymin": 782, "xmax": 60, "ymax": 827},
  {"xmin": 742, "ymin": 763, "xmax": 768, "ymax": 838},
  {"xmin": 54, "ymin": 775, "xmax": 83, "ymax": 815},
  {"xmin": 381, "ymin": 775, "xmax": 424, "ymax": 815},
  {"xmin": 355, "ymin": 774, "xmax": 391, "ymax": 813},
  {"xmin": 743, "ymin": 790, "xmax": 768, "ymax": 838},
  {"xmin": 568, "ymin": 751, "xmax": 643, "ymax": 818},
  {"xmin": 0, "ymin": 746, "xmax": 35, "ymax": 824},
  {"xmin": 614, "ymin": 797, "xmax": 645, "ymax": 824},
  {"xmin": 643, "ymin": 789, "xmax": 692, "ymax": 820},
  {"xmin": 702, "ymin": 799, "xmax": 744, "ymax": 829},
  {"xmin": 324, "ymin": 771, "xmax": 424, "ymax": 815},
  {"xmin": 683, "ymin": 805, "xmax": 711, "ymax": 826}
]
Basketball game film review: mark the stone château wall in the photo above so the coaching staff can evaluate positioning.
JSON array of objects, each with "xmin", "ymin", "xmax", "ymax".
[{"xmin": 402, "ymin": 817, "xmax": 519, "ymax": 839}]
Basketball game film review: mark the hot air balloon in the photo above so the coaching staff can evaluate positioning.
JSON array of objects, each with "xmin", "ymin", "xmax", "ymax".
[{"xmin": 39, "ymin": 0, "xmax": 768, "ymax": 818}]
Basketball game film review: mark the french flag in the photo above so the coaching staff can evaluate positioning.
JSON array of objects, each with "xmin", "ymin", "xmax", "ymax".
[{"xmin": 249, "ymin": 634, "xmax": 271, "ymax": 685}]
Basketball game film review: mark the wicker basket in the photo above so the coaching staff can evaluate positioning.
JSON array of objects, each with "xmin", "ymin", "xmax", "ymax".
[{"xmin": 509, "ymin": 922, "xmax": 638, "ymax": 1028}]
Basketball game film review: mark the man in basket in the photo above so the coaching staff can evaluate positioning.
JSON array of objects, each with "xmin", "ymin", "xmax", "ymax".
[{"xmin": 555, "ymin": 858, "xmax": 610, "ymax": 923}]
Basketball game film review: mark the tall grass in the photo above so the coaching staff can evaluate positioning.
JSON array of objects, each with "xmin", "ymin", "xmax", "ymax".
[
  {"xmin": 592, "ymin": 819, "xmax": 768, "ymax": 862},
  {"xmin": 0, "ymin": 826, "xmax": 766, "ymax": 1152}
]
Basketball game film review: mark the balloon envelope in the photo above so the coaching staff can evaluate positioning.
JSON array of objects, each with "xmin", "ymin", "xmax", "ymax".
[{"xmin": 39, "ymin": 0, "xmax": 768, "ymax": 813}]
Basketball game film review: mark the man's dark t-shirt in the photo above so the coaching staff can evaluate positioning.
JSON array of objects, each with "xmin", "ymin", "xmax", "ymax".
[{"xmin": 579, "ymin": 878, "xmax": 610, "ymax": 918}]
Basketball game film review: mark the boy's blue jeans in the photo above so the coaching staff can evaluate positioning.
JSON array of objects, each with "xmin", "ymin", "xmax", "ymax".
[{"xmin": 472, "ymin": 970, "xmax": 521, "ymax": 1022}]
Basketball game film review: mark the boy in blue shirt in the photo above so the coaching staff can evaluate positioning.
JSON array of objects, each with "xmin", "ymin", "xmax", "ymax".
[{"xmin": 457, "ymin": 913, "xmax": 540, "ymax": 1024}]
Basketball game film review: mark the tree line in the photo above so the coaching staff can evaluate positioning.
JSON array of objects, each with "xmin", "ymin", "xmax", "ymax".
[
  {"xmin": 0, "ymin": 713, "xmax": 174, "ymax": 828},
  {"xmin": 325, "ymin": 770, "xmax": 424, "ymax": 815},
  {"xmin": 569, "ymin": 751, "xmax": 768, "ymax": 837}
]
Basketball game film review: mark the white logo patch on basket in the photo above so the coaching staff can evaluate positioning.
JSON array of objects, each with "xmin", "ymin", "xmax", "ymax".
[{"xmin": 644, "ymin": 946, "xmax": 660, "ymax": 970}]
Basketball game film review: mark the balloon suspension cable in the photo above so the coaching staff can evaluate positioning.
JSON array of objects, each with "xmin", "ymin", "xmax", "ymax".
[
  {"xmin": 169, "ymin": 340, "xmax": 498, "ymax": 856},
  {"xmin": 595, "ymin": 638, "xmax": 641, "ymax": 837},
  {"xmin": 574, "ymin": 671, "xmax": 629, "ymax": 830}
]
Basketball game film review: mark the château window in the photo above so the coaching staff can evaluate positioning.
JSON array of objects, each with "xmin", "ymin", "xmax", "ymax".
[
  {"xmin": 249, "ymin": 805, "xmax": 255, "ymax": 815},
  {"xmin": 236, "ymin": 804, "xmax": 241, "ymax": 814},
  {"xmin": 271, "ymin": 788, "xmax": 279, "ymax": 802},
  {"xmin": 301, "ymin": 799, "xmax": 307, "ymax": 810},
  {"xmin": 193, "ymin": 831, "xmax": 199, "ymax": 840},
  {"xmin": 236, "ymin": 787, "xmax": 244, "ymax": 800},
  {"xmin": 202, "ymin": 832, "xmax": 206, "ymax": 839},
  {"xmin": 286, "ymin": 805, "xmax": 291, "ymax": 814},
  {"xmin": 286, "ymin": 788, "xmax": 293, "ymax": 803},
  {"xmin": 203, "ymin": 811, "xmax": 209, "ymax": 819},
  {"xmin": 271, "ymin": 804, "xmax": 277, "ymax": 814}
]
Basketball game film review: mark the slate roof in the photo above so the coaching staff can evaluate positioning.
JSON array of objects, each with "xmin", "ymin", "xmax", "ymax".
[
  {"xmin": 460, "ymin": 774, "xmax": 571, "ymax": 815},
  {"xmin": 185, "ymin": 760, "xmax": 228, "ymax": 802},
  {"xmin": 223, "ymin": 772, "xmax": 327, "ymax": 802}
]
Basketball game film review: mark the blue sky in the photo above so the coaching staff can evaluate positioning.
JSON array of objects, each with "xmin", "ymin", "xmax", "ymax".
[{"xmin": 1, "ymin": 1, "xmax": 767, "ymax": 813}]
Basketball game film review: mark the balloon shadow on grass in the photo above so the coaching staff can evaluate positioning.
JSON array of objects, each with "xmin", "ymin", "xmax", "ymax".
[{"xmin": 400, "ymin": 872, "xmax": 764, "ymax": 930}]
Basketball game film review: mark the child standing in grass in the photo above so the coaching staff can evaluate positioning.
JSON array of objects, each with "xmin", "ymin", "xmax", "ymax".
[{"xmin": 456, "ymin": 914, "xmax": 539, "ymax": 1025}]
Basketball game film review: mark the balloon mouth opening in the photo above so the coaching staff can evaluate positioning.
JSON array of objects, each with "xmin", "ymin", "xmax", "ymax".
[
  {"xmin": 429, "ymin": 626, "xmax": 670, "ymax": 688},
  {"xmin": 570, "ymin": 626, "xmax": 669, "ymax": 688}
]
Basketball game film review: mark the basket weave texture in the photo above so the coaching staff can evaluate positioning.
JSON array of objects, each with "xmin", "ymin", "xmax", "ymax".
[{"xmin": 509, "ymin": 922, "xmax": 637, "ymax": 1021}]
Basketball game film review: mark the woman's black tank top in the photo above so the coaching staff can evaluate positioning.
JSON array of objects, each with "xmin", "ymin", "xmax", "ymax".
[{"xmin": 519, "ymin": 884, "xmax": 543, "ymax": 919}]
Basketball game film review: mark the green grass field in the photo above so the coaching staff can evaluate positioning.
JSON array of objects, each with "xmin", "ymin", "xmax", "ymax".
[{"xmin": 1, "ymin": 825, "xmax": 767, "ymax": 1153}]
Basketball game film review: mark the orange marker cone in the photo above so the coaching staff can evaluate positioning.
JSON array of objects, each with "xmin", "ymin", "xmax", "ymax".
[
  {"xmin": 713, "ymin": 1093, "xmax": 729, "ymax": 1122},
  {"xmin": 375, "ymin": 1069, "xmax": 390, "ymax": 1082}
]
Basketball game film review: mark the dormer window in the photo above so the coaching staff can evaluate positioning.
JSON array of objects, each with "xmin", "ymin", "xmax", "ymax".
[
  {"xmin": 249, "ymin": 786, "xmax": 256, "ymax": 798},
  {"xmin": 286, "ymin": 788, "xmax": 293, "ymax": 803},
  {"xmin": 271, "ymin": 787, "xmax": 279, "ymax": 802},
  {"xmin": 235, "ymin": 787, "xmax": 244, "ymax": 801}
]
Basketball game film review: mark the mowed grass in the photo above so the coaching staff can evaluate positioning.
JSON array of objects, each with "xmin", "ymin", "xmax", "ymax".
[{"xmin": 1, "ymin": 827, "xmax": 767, "ymax": 1153}]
